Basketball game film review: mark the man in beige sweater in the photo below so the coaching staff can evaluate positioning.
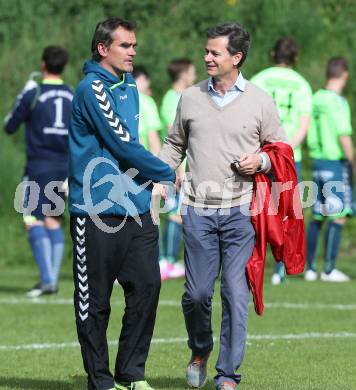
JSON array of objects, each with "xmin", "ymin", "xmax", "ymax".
[{"xmin": 156, "ymin": 23, "xmax": 286, "ymax": 390}]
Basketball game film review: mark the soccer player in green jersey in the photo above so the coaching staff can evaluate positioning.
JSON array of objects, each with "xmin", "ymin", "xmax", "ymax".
[
  {"xmin": 133, "ymin": 66, "xmax": 161, "ymax": 155},
  {"xmin": 305, "ymin": 57, "xmax": 355, "ymax": 283},
  {"xmin": 160, "ymin": 59, "xmax": 196, "ymax": 280},
  {"xmin": 251, "ymin": 37, "xmax": 313, "ymax": 285},
  {"xmin": 160, "ymin": 58, "xmax": 196, "ymax": 140}
]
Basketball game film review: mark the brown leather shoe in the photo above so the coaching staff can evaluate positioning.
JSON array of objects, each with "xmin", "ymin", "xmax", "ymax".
[{"xmin": 186, "ymin": 353, "xmax": 210, "ymax": 388}]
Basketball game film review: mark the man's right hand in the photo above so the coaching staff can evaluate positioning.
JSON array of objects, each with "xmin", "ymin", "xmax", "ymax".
[
  {"xmin": 150, "ymin": 183, "xmax": 168, "ymax": 225},
  {"xmin": 152, "ymin": 183, "xmax": 168, "ymax": 200},
  {"xmin": 237, "ymin": 153, "xmax": 263, "ymax": 175}
]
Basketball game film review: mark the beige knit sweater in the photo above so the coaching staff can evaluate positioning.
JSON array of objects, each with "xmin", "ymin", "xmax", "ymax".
[{"xmin": 160, "ymin": 79, "xmax": 287, "ymax": 208}]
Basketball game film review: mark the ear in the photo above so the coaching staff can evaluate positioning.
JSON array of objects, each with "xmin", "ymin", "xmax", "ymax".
[
  {"xmin": 40, "ymin": 62, "xmax": 46, "ymax": 72},
  {"xmin": 233, "ymin": 52, "xmax": 243, "ymax": 67},
  {"xmin": 97, "ymin": 42, "xmax": 109, "ymax": 58}
]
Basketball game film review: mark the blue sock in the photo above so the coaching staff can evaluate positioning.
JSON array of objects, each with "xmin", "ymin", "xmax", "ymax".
[
  {"xmin": 324, "ymin": 221, "xmax": 343, "ymax": 274},
  {"xmin": 274, "ymin": 261, "xmax": 285, "ymax": 277},
  {"xmin": 159, "ymin": 229, "xmax": 166, "ymax": 261},
  {"xmin": 306, "ymin": 220, "xmax": 323, "ymax": 271},
  {"xmin": 163, "ymin": 219, "xmax": 182, "ymax": 264},
  {"xmin": 47, "ymin": 227, "xmax": 65, "ymax": 286},
  {"xmin": 28, "ymin": 226, "xmax": 53, "ymax": 285}
]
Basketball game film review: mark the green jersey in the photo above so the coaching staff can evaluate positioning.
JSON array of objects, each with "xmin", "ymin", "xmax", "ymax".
[
  {"xmin": 138, "ymin": 92, "xmax": 161, "ymax": 150},
  {"xmin": 160, "ymin": 88, "xmax": 180, "ymax": 141},
  {"xmin": 251, "ymin": 66, "xmax": 312, "ymax": 162},
  {"xmin": 307, "ymin": 89, "xmax": 352, "ymax": 160}
]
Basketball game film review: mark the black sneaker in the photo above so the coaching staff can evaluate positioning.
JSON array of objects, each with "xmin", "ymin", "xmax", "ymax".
[{"xmin": 26, "ymin": 283, "xmax": 57, "ymax": 298}]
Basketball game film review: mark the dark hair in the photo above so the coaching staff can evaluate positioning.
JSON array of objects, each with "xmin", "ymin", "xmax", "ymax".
[
  {"xmin": 167, "ymin": 58, "xmax": 193, "ymax": 82},
  {"xmin": 206, "ymin": 22, "xmax": 250, "ymax": 67},
  {"xmin": 272, "ymin": 37, "xmax": 298, "ymax": 66},
  {"xmin": 326, "ymin": 57, "xmax": 348, "ymax": 79},
  {"xmin": 42, "ymin": 46, "xmax": 68, "ymax": 74},
  {"xmin": 132, "ymin": 65, "xmax": 150, "ymax": 80},
  {"xmin": 91, "ymin": 17, "xmax": 136, "ymax": 62}
]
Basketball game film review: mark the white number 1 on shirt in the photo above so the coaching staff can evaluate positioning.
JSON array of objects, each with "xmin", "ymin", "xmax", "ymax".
[{"xmin": 53, "ymin": 97, "xmax": 65, "ymax": 128}]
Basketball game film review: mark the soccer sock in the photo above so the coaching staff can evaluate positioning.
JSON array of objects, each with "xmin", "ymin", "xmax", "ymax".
[
  {"xmin": 47, "ymin": 227, "xmax": 65, "ymax": 286},
  {"xmin": 162, "ymin": 219, "xmax": 172, "ymax": 263},
  {"xmin": 28, "ymin": 225, "xmax": 53, "ymax": 285},
  {"xmin": 324, "ymin": 221, "xmax": 343, "ymax": 274},
  {"xmin": 164, "ymin": 219, "xmax": 183, "ymax": 264},
  {"xmin": 159, "ymin": 230, "xmax": 166, "ymax": 261},
  {"xmin": 274, "ymin": 262, "xmax": 285, "ymax": 277},
  {"xmin": 306, "ymin": 220, "xmax": 323, "ymax": 271}
]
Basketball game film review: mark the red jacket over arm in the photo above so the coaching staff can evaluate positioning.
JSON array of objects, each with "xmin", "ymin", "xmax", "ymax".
[{"xmin": 246, "ymin": 142, "xmax": 306, "ymax": 315}]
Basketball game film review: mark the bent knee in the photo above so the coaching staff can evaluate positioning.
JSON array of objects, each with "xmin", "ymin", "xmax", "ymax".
[{"xmin": 183, "ymin": 288, "xmax": 213, "ymax": 305}]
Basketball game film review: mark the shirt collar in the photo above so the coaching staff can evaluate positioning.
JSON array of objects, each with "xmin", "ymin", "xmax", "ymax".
[
  {"xmin": 208, "ymin": 72, "xmax": 246, "ymax": 93},
  {"xmin": 42, "ymin": 78, "xmax": 64, "ymax": 85}
]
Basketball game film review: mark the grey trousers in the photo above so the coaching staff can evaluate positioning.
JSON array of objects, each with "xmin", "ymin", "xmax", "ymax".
[{"xmin": 181, "ymin": 205, "xmax": 255, "ymax": 386}]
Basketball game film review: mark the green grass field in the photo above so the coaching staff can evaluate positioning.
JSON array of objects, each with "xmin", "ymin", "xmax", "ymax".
[{"xmin": 1, "ymin": 257, "xmax": 356, "ymax": 390}]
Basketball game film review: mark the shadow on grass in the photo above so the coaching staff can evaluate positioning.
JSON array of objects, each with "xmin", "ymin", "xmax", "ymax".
[
  {"xmin": 0, "ymin": 376, "xmax": 217, "ymax": 390},
  {"xmin": 0, "ymin": 376, "xmax": 214, "ymax": 390},
  {"xmin": 0, "ymin": 285, "xmax": 28, "ymax": 294},
  {"xmin": 150, "ymin": 377, "xmax": 215, "ymax": 389},
  {"xmin": 0, "ymin": 377, "xmax": 74, "ymax": 389}
]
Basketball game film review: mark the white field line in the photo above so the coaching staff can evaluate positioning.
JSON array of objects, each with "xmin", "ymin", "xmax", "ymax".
[
  {"xmin": 1, "ymin": 333, "xmax": 356, "ymax": 352},
  {"xmin": 263, "ymin": 302, "xmax": 356, "ymax": 310},
  {"xmin": 0, "ymin": 297, "xmax": 356, "ymax": 311}
]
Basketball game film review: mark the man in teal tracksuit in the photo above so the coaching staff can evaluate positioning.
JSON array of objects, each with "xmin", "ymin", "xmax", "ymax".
[{"xmin": 69, "ymin": 18, "xmax": 175, "ymax": 390}]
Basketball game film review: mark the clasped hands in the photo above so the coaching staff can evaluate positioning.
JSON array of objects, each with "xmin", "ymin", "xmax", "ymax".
[
  {"xmin": 231, "ymin": 153, "xmax": 263, "ymax": 176},
  {"xmin": 152, "ymin": 174, "xmax": 180, "ymax": 199},
  {"xmin": 150, "ymin": 176, "xmax": 180, "ymax": 225}
]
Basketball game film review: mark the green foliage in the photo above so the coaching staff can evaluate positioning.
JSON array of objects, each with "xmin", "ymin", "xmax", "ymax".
[
  {"xmin": 1, "ymin": 0, "xmax": 354, "ymax": 101},
  {"xmin": 1, "ymin": 0, "xmax": 356, "ymax": 265}
]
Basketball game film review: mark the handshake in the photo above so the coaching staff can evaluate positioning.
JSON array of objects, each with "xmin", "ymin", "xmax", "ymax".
[{"xmin": 150, "ymin": 176, "xmax": 181, "ymax": 225}]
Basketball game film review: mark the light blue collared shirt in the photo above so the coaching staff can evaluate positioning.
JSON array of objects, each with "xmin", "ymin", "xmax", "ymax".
[
  {"xmin": 207, "ymin": 72, "xmax": 246, "ymax": 107},
  {"xmin": 207, "ymin": 72, "xmax": 268, "ymax": 171}
]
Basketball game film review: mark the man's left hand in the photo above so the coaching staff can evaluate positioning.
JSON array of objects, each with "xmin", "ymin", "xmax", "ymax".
[{"xmin": 237, "ymin": 153, "xmax": 262, "ymax": 175}]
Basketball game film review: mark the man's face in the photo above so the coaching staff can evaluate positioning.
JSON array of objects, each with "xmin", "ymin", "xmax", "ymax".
[
  {"xmin": 181, "ymin": 64, "xmax": 197, "ymax": 87},
  {"xmin": 99, "ymin": 26, "xmax": 137, "ymax": 75},
  {"xmin": 204, "ymin": 36, "xmax": 242, "ymax": 78},
  {"xmin": 135, "ymin": 74, "xmax": 151, "ymax": 95},
  {"xmin": 339, "ymin": 70, "xmax": 349, "ymax": 91}
]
